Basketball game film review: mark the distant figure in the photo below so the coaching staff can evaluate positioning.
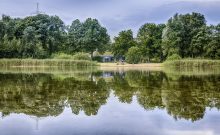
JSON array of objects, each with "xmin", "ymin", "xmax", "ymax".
[{"xmin": 121, "ymin": 59, "xmax": 124, "ymax": 65}]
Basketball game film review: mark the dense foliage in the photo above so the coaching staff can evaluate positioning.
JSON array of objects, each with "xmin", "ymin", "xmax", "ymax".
[
  {"xmin": 52, "ymin": 52, "xmax": 91, "ymax": 60},
  {"xmin": 125, "ymin": 46, "xmax": 142, "ymax": 64},
  {"xmin": 0, "ymin": 12, "xmax": 220, "ymax": 62},
  {"xmin": 112, "ymin": 30, "xmax": 136, "ymax": 60},
  {"xmin": 137, "ymin": 23, "xmax": 165, "ymax": 62},
  {"xmin": 112, "ymin": 12, "xmax": 220, "ymax": 63},
  {"xmin": 67, "ymin": 18, "xmax": 110, "ymax": 58},
  {"xmin": 0, "ymin": 14, "xmax": 110, "ymax": 59},
  {"xmin": 0, "ymin": 14, "xmax": 65, "ymax": 58}
]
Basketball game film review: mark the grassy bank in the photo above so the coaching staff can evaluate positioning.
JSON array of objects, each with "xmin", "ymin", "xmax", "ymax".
[
  {"xmin": 0, "ymin": 59, "xmax": 98, "ymax": 67},
  {"xmin": 163, "ymin": 59, "xmax": 220, "ymax": 68},
  {"xmin": 0, "ymin": 59, "xmax": 220, "ymax": 69}
]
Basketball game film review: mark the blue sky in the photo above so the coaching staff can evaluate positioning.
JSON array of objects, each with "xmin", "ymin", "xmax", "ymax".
[{"xmin": 0, "ymin": 0, "xmax": 220, "ymax": 37}]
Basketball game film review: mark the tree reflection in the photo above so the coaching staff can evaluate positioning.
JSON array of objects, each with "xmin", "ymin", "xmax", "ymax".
[
  {"xmin": 0, "ymin": 70, "xmax": 219, "ymax": 122},
  {"xmin": 0, "ymin": 73, "xmax": 109, "ymax": 117}
]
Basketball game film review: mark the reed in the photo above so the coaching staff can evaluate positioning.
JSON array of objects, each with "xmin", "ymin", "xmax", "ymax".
[
  {"xmin": 0, "ymin": 59, "xmax": 98, "ymax": 67},
  {"xmin": 163, "ymin": 59, "xmax": 220, "ymax": 68}
]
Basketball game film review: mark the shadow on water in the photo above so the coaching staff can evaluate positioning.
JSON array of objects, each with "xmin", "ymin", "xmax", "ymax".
[{"xmin": 0, "ymin": 66, "xmax": 219, "ymax": 122}]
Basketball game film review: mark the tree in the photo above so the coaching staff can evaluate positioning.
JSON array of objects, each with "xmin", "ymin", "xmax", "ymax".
[
  {"xmin": 125, "ymin": 46, "xmax": 142, "ymax": 64},
  {"xmin": 22, "ymin": 26, "xmax": 37, "ymax": 57},
  {"xmin": 67, "ymin": 19, "xmax": 83, "ymax": 53},
  {"xmin": 0, "ymin": 14, "xmax": 66, "ymax": 58},
  {"xmin": 190, "ymin": 26, "xmax": 210, "ymax": 58},
  {"xmin": 67, "ymin": 18, "xmax": 110, "ymax": 58},
  {"xmin": 137, "ymin": 23, "xmax": 165, "ymax": 62},
  {"xmin": 82, "ymin": 18, "xmax": 110, "ymax": 58},
  {"xmin": 46, "ymin": 15, "xmax": 66, "ymax": 55},
  {"xmin": 112, "ymin": 30, "xmax": 136, "ymax": 60},
  {"xmin": 0, "ymin": 21, "xmax": 5, "ymax": 40},
  {"xmin": 162, "ymin": 12, "xmax": 207, "ymax": 59},
  {"xmin": 20, "ymin": 14, "xmax": 65, "ymax": 55},
  {"xmin": 204, "ymin": 24, "xmax": 220, "ymax": 59}
]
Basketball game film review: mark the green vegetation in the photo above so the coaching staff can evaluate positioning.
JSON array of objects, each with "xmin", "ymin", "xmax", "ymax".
[
  {"xmin": 72, "ymin": 52, "xmax": 91, "ymax": 60},
  {"xmin": 52, "ymin": 53, "xmax": 75, "ymax": 59},
  {"xmin": 125, "ymin": 47, "xmax": 142, "ymax": 64},
  {"xmin": 137, "ymin": 23, "xmax": 165, "ymax": 62},
  {"xmin": 166, "ymin": 54, "xmax": 181, "ymax": 61},
  {"xmin": 67, "ymin": 19, "xmax": 110, "ymax": 58},
  {"xmin": 0, "ymin": 59, "xmax": 97, "ymax": 67},
  {"xmin": 0, "ymin": 12, "xmax": 220, "ymax": 66},
  {"xmin": 112, "ymin": 30, "xmax": 136, "ymax": 60},
  {"xmin": 0, "ymin": 14, "xmax": 110, "ymax": 59},
  {"xmin": 52, "ymin": 52, "xmax": 91, "ymax": 60},
  {"xmin": 164, "ymin": 59, "xmax": 220, "ymax": 68},
  {"xmin": 112, "ymin": 12, "xmax": 220, "ymax": 63}
]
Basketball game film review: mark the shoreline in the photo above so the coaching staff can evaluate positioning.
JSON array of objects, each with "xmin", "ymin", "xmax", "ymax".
[
  {"xmin": 0, "ymin": 59, "xmax": 219, "ymax": 69},
  {"xmin": 98, "ymin": 63, "xmax": 163, "ymax": 71},
  {"xmin": 99, "ymin": 63, "xmax": 163, "ymax": 67}
]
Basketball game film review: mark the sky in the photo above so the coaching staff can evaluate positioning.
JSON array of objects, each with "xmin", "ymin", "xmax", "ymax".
[{"xmin": 0, "ymin": 0, "xmax": 220, "ymax": 37}]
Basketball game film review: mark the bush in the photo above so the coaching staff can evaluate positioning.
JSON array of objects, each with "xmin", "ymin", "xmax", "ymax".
[
  {"xmin": 52, "ymin": 53, "xmax": 74, "ymax": 59},
  {"xmin": 166, "ymin": 54, "xmax": 181, "ymax": 61},
  {"xmin": 52, "ymin": 52, "xmax": 91, "ymax": 61},
  {"xmin": 163, "ymin": 59, "xmax": 220, "ymax": 68},
  {"xmin": 92, "ymin": 56, "xmax": 103, "ymax": 62},
  {"xmin": 125, "ymin": 47, "xmax": 142, "ymax": 64},
  {"xmin": 72, "ymin": 53, "xmax": 91, "ymax": 60}
]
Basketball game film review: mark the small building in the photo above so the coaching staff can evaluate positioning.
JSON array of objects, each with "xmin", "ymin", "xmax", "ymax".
[
  {"xmin": 101, "ymin": 55, "xmax": 114, "ymax": 62},
  {"xmin": 94, "ymin": 51, "xmax": 114, "ymax": 63}
]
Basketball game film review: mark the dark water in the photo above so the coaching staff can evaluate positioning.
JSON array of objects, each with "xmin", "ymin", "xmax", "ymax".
[{"xmin": 0, "ymin": 69, "xmax": 220, "ymax": 135}]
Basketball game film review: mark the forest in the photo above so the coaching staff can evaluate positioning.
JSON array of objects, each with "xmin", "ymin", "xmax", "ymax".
[{"xmin": 0, "ymin": 12, "xmax": 219, "ymax": 63}]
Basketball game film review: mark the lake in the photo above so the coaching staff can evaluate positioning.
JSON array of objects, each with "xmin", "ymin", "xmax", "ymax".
[{"xmin": 0, "ymin": 67, "xmax": 219, "ymax": 135}]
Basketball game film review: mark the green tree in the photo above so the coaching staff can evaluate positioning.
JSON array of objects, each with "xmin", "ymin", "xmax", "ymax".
[
  {"xmin": 67, "ymin": 18, "xmax": 110, "ymax": 58},
  {"xmin": 137, "ymin": 23, "xmax": 165, "ymax": 62},
  {"xmin": 82, "ymin": 18, "xmax": 110, "ymax": 58},
  {"xmin": 112, "ymin": 30, "xmax": 136, "ymax": 60},
  {"xmin": 190, "ymin": 26, "xmax": 210, "ymax": 58},
  {"xmin": 125, "ymin": 46, "xmax": 142, "ymax": 64},
  {"xmin": 20, "ymin": 14, "xmax": 65, "ymax": 55},
  {"xmin": 204, "ymin": 24, "xmax": 220, "ymax": 59},
  {"xmin": 0, "ymin": 21, "xmax": 5, "ymax": 40},
  {"xmin": 22, "ymin": 26, "xmax": 37, "ymax": 57},
  {"xmin": 162, "ymin": 12, "xmax": 206, "ymax": 59},
  {"xmin": 67, "ymin": 19, "xmax": 83, "ymax": 53},
  {"xmin": 0, "ymin": 14, "xmax": 66, "ymax": 58}
]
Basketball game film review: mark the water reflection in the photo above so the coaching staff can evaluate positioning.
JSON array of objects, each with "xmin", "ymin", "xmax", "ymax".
[{"xmin": 0, "ymin": 70, "xmax": 219, "ymax": 123}]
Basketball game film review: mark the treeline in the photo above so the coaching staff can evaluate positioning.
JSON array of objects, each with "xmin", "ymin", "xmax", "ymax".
[
  {"xmin": 0, "ymin": 12, "xmax": 220, "ymax": 62},
  {"xmin": 113, "ymin": 12, "xmax": 220, "ymax": 63},
  {"xmin": 0, "ymin": 14, "xmax": 110, "ymax": 58}
]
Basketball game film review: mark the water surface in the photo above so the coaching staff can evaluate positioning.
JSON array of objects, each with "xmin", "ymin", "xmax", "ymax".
[{"xmin": 0, "ymin": 68, "xmax": 219, "ymax": 135}]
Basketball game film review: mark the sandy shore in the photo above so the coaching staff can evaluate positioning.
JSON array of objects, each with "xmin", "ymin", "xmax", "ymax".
[{"xmin": 99, "ymin": 63, "xmax": 163, "ymax": 71}]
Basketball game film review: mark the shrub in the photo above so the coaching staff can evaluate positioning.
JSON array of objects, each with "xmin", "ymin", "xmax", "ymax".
[
  {"xmin": 92, "ymin": 56, "xmax": 103, "ymax": 62},
  {"xmin": 163, "ymin": 59, "xmax": 220, "ymax": 68},
  {"xmin": 52, "ymin": 53, "xmax": 74, "ymax": 59},
  {"xmin": 52, "ymin": 52, "xmax": 91, "ymax": 61},
  {"xmin": 72, "ymin": 53, "xmax": 91, "ymax": 60},
  {"xmin": 166, "ymin": 54, "xmax": 181, "ymax": 61},
  {"xmin": 125, "ymin": 47, "xmax": 142, "ymax": 64}
]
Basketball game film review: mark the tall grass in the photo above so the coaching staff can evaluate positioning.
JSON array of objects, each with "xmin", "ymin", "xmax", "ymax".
[
  {"xmin": 52, "ymin": 52, "xmax": 91, "ymax": 60},
  {"xmin": 0, "ymin": 59, "xmax": 98, "ymax": 67},
  {"xmin": 163, "ymin": 59, "xmax": 220, "ymax": 68}
]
